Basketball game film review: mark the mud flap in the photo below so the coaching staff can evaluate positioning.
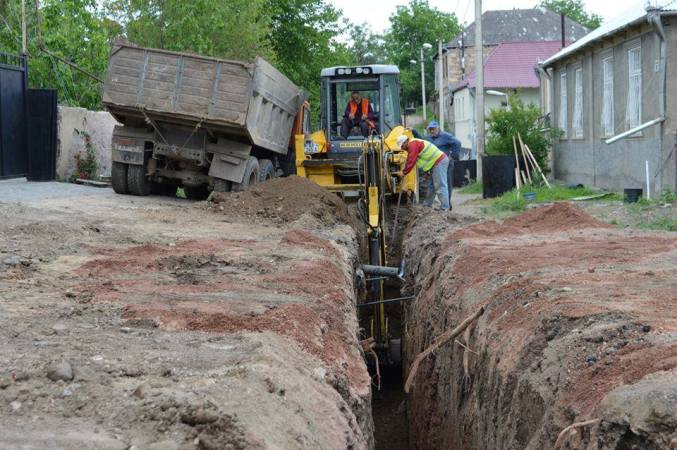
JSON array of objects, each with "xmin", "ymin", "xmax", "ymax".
[{"xmin": 207, "ymin": 138, "xmax": 252, "ymax": 183}]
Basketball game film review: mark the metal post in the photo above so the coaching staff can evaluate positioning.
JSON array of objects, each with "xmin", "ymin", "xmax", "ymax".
[
  {"xmin": 420, "ymin": 47, "xmax": 427, "ymax": 122},
  {"xmin": 21, "ymin": 0, "xmax": 27, "ymax": 55},
  {"xmin": 438, "ymin": 40, "xmax": 445, "ymax": 130},
  {"xmin": 475, "ymin": 0, "xmax": 484, "ymax": 180}
]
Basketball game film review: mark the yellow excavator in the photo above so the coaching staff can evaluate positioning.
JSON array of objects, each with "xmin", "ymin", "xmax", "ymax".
[{"xmin": 295, "ymin": 64, "xmax": 417, "ymax": 363}]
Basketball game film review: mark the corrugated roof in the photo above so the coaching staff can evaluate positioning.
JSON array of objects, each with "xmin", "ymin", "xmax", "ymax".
[
  {"xmin": 453, "ymin": 41, "xmax": 565, "ymax": 91},
  {"xmin": 542, "ymin": 1, "xmax": 677, "ymax": 67},
  {"xmin": 449, "ymin": 8, "xmax": 589, "ymax": 48}
]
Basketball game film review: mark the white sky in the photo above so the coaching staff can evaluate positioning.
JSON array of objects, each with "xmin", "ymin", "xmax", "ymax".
[{"xmin": 330, "ymin": 0, "xmax": 648, "ymax": 33}]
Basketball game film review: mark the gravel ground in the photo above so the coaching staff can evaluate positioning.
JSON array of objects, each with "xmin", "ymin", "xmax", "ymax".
[{"xmin": 0, "ymin": 180, "xmax": 373, "ymax": 450}]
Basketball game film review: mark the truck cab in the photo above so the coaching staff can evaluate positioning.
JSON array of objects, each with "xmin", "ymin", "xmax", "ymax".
[{"xmin": 320, "ymin": 65, "xmax": 401, "ymax": 158}]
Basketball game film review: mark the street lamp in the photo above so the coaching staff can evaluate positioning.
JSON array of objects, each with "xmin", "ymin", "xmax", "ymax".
[{"xmin": 420, "ymin": 43, "xmax": 433, "ymax": 122}]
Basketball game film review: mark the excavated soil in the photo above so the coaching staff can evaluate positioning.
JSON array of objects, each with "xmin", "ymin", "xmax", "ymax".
[
  {"xmin": 211, "ymin": 176, "xmax": 362, "ymax": 230},
  {"xmin": 0, "ymin": 181, "xmax": 373, "ymax": 449},
  {"xmin": 402, "ymin": 203, "xmax": 677, "ymax": 450}
]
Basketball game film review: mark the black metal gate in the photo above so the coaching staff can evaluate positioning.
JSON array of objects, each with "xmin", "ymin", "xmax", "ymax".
[
  {"xmin": 0, "ymin": 52, "xmax": 27, "ymax": 179},
  {"xmin": 26, "ymin": 89, "xmax": 57, "ymax": 181}
]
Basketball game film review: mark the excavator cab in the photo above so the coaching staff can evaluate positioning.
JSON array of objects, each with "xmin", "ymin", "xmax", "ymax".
[
  {"xmin": 295, "ymin": 64, "xmax": 405, "ymax": 191},
  {"xmin": 321, "ymin": 65, "xmax": 401, "ymax": 156}
]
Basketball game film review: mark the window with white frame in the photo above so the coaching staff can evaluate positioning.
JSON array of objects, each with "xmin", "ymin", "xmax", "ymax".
[
  {"xmin": 559, "ymin": 72, "xmax": 567, "ymax": 137},
  {"xmin": 601, "ymin": 56, "xmax": 614, "ymax": 137},
  {"xmin": 626, "ymin": 45, "xmax": 642, "ymax": 129},
  {"xmin": 573, "ymin": 68, "xmax": 583, "ymax": 138}
]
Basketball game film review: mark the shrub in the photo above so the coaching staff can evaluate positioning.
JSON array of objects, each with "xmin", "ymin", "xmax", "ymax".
[
  {"xmin": 72, "ymin": 129, "xmax": 97, "ymax": 181},
  {"xmin": 485, "ymin": 94, "xmax": 561, "ymax": 172}
]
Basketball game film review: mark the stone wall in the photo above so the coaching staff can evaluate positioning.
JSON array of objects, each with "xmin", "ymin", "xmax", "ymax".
[{"xmin": 56, "ymin": 106, "xmax": 119, "ymax": 180}]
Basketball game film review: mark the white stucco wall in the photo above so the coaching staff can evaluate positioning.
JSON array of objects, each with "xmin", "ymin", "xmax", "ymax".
[
  {"xmin": 452, "ymin": 88, "xmax": 541, "ymax": 151},
  {"xmin": 56, "ymin": 106, "xmax": 119, "ymax": 180}
]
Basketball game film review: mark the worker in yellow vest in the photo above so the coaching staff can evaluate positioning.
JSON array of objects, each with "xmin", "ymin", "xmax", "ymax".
[{"xmin": 396, "ymin": 135, "xmax": 450, "ymax": 211}]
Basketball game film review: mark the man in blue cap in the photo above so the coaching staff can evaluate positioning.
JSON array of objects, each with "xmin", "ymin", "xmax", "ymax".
[{"xmin": 424, "ymin": 121, "xmax": 461, "ymax": 205}]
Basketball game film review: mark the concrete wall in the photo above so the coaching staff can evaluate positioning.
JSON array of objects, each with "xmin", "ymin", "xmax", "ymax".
[
  {"xmin": 56, "ymin": 106, "xmax": 119, "ymax": 180},
  {"xmin": 549, "ymin": 20, "xmax": 677, "ymax": 193}
]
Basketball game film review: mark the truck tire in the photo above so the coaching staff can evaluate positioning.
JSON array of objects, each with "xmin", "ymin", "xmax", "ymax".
[
  {"xmin": 111, "ymin": 162, "xmax": 129, "ymax": 194},
  {"xmin": 258, "ymin": 159, "xmax": 275, "ymax": 183},
  {"xmin": 233, "ymin": 157, "xmax": 259, "ymax": 191},
  {"xmin": 183, "ymin": 185, "xmax": 209, "ymax": 200},
  {"xmin": 213, "ymin": 178, "xmax": 231, "ymax": 193},
  {"xmin": 127, "ymin": 164, "xmax": 152, "ymax": 196}
]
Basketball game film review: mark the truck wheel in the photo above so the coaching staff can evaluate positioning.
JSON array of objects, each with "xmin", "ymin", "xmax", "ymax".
[
  {"xmin": 127, "ymin": 164, "xmax": 152, "ymax": 196},
  {"xmin": 183, "ymin": 185, "xmax": 209, "ymax": 200},
  {"xmin": 258, "ymin": 159, "xmax": 275, "ymax": 183},
  {"xmin": 213, "ymin": 178, "xmax": 231, "ymax": 193},
  {"xmin": 111, "ymin": 162, "xmax": 129, "ymax": 194},
  {"xmin": 233, "ymin": 157, "xmax": 259, "ymax": 191}
]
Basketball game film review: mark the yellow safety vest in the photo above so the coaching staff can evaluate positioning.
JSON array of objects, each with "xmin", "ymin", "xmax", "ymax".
[{"xmin": 414, "ymin": 139, "xmax": 444, "ymax": 172}]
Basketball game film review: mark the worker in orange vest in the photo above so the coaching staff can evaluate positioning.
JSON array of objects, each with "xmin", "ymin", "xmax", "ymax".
[{"xmin": 341, "ymin": 91, "xmax": 376, "ymax": 138}]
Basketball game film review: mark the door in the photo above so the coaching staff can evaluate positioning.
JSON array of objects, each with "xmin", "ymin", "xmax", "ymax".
[
  {"xmin": 26, "ymin": 89, "xmax": 57, "ymax": 181},
  {"xmin": 0, "ymin": 53, "xmax": 27, "ymax": 178}
]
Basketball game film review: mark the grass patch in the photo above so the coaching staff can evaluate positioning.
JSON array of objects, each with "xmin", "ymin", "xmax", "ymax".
[
  {"xmin": 483, "ymin": 183, "xmax": 601, "ymax": 216},
  {"xmin": 458, "ymin": 181, "xmax": 483, "ymax": 194},
  {"xmin": 177, "ymin": 187, "xmax": 186, "ymax": 199},
  {"xmin": 633, "ymin": 216, "xmax": 677, "ymax": 231}
]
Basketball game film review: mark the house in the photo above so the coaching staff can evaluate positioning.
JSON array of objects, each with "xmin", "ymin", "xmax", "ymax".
[
  {"xmin": 450, "ymin": 41, "xmax": 565, "ymax": 149},
  {"xmin": 539, "ymin": 2, "xmax": 677, "ymax": 194},
  {"xmin": 434, "ymin": 8, "xmax": 590, "ymax": 130}
]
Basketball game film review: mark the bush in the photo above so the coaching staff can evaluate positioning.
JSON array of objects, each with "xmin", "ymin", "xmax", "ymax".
[{"xmin": 485, "ymin": 94, "xmax": 561, "ymax": 172}]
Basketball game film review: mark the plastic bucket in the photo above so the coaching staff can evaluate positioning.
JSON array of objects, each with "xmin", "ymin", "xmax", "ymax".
[
  {"xmin": 523, "ymin": 192, "xmax": 536, "ymax": 202},
  {"xmin": 624, "ymin": 188, "xmax": 643, "ymax": 203}
]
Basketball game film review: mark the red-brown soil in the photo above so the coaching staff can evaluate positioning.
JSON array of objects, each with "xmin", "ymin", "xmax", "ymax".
[{"xmin": 402, "ymin": 203, "xmax": 677, "ymax": 450}]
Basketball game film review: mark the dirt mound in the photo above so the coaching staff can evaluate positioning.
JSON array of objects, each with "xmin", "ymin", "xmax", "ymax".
[
  {"xmin": 452, "ymin": 202, "xmax": 611, "ymax": 239},
  {"xmin": 403, "ymin": 207, "xmax": 677, "ymax": 450},
  {"xmin": 212, "ymin": 176, "xmax": 360, "ymax": 229}
]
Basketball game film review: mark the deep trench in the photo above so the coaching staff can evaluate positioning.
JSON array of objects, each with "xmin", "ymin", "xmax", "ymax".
[{"xmin": 355, "ymin": 203, "xmax": 413, "ymax": 450}]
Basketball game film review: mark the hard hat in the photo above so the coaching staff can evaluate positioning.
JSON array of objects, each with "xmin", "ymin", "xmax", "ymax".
[
  {"xmin": 396, "ymin": 135, "xmax": 409, "ymax": 148},
  {"xmin": 427, "ymin": 120, "xmax": 439, "ymax": 129}
]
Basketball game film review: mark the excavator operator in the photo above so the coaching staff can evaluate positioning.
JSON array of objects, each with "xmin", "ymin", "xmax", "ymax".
[{"xmin": 341, "ymin": 91, "xmax": 376, "ymax": 138}]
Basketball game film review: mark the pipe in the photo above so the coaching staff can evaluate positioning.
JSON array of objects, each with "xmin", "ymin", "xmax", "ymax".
[
  {"xmin": 645, "ymin": 160, "xmax": 651, "ymax": 200},
  {"xmin": 605, "ymin": 117, "xmax": 664, "ymax": 144},
  {"xmin": 361, "ymin": 260, "xmax": 405, "ymax": 280},
  {"xmin": 356, "ymin": 296, "xmax": 416, "ymax": 308},
  {"xmin": 648, "ymin": 9, "xmax": 667, "ymax": 191}
]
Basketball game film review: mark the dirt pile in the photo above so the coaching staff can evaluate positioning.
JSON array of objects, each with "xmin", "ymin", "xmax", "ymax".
[
  {"xmin": 402, "ymin": 203, "xmax": 677, "ymax": 449},
  {"xmin": 211, "ymin": 176, "xmax": 361, "ymax": 228}
]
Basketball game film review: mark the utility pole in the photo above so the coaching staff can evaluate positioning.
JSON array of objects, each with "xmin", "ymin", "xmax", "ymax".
[
  {"xmin": 438, "ymin": 40, "xmax": 445, "ymax": 131},
  {"xmin": 21, "ymin": 0, "xmax": 27, "ymax": 55},
  {"xmin": 475, "ymin": 0, "xmax": 484, "ymax": 180},
  {"xmin": 420, "ymin": 47, "xmax": 427, "ymax": 123}
]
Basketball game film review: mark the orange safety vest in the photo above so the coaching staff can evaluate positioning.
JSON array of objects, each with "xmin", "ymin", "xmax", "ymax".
[{"xmin": 348, "ymin": 98, "xmax": 375, "ymax": 129}]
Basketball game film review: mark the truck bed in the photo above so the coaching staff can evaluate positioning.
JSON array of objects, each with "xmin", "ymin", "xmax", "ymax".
[{"xmin": 103, "ymin": 42, "xmax": 303, "ymax": 155}]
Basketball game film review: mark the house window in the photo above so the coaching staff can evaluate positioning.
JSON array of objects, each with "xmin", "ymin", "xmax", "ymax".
[
  {"xmin": 559, "ymin": 72, "xmax": 567, "ymax": 137},
  {"xmin": 602, "ymin": 56, "xmax": 614, "ymax": 137},
  {"xmin": 626, "ymin": 45, "xmax": 642, "ymax": 129},
  {"xmin": 573, "ymin": 68, "xmax": 583, "ymax": 138}
]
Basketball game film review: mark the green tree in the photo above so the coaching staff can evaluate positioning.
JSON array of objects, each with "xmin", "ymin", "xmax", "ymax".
[
  {"xmin": 265, "ymin": 0, "xmax": 353, "ymax": 110},
  {"xmin": 386, "ymin": 0, "xmax": 461, "ymax": 106},
  {"xmin": 346, "ymin": 22, "xmax": 389, "ymax": 65},
  {"xmin": 485, "ymin": 94, "xmax": 562, "ymax": 171},
  {"xmin": 540, "ymin": 0, "xmax": 602, "ymax": 30},
  {"xmin": 104, "ymin": 0, "xmax": 274, "ymax": 61},
  {"xmin": 0, "ymin": 0, "xmax": 112, "ymax": 109}
]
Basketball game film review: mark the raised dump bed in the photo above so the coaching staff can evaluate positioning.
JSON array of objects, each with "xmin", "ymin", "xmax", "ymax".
[{"xmin": 103, "ymin": 41, "xmax": 307, "ymax": 197}]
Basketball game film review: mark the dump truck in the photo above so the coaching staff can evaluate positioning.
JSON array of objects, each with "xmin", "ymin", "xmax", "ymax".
[{"xmin": 103, "ymin": 41, "xmax": 308, "ymax": 198}]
